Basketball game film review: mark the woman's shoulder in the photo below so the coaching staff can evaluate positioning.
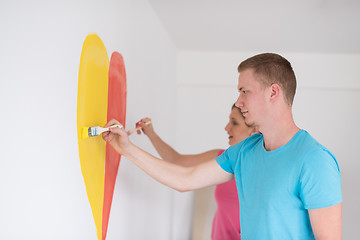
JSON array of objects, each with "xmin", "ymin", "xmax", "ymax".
[{"xmin": 217, "ymin": 149, "xmax": 225, "ymax": 156}]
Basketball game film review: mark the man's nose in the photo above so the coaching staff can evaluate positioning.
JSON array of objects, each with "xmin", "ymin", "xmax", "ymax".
[{"xmin": 235, "ymin": 96, "xmax": 243, "ymax": 108}]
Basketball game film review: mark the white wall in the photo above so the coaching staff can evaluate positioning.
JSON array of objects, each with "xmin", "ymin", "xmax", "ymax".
[
  {"xmin": 176, "ymin": 51, "xmax": 360, "ymax": 239},
  {"xmin": 2, "ymin": 1, "xmax": 359, "ymax": 239},
  {"xmin": 0, "ymin": 0, "xmax": 179, "ymax": 239}
]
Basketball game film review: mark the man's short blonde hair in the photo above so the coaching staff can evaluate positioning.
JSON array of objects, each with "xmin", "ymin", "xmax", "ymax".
[{"xmin": 238, "ymin": 53, "xmax": 297, "ymax": 105}]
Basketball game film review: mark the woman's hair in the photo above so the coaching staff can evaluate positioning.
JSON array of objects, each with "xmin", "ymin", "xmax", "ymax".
[{"xmin": 232, "ymin": 104, "xmax": 244, "ymax": 119}]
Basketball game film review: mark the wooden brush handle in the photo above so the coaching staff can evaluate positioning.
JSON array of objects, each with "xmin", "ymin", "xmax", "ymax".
[{"xmin": 127, "ymin": 121, "xmax": 152, "ymax": 135}]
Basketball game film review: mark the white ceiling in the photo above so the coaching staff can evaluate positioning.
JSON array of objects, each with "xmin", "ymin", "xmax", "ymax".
[{"xmin": 148, "ymin": 0, "xmax": 360, "ymax": 53}]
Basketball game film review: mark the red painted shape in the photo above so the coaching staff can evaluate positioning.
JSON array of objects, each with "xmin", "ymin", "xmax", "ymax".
[{"xmin": 102, "ymin": 52, "xmax": 127, "ymax": 240}]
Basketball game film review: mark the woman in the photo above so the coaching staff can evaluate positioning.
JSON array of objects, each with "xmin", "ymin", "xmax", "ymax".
[{"xmin": 135, "ymin": 104, "xmax": 257, "ymax": 240}]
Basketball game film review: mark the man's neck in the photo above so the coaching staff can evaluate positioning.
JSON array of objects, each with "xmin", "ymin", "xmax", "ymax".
[{"xmin": 259, "ymin": 112, "xmax": 300, "ymax": 151}]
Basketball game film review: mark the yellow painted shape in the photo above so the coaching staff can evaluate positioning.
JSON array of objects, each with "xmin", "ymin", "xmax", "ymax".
[
  {"xmin": 77, "ymin": 33, "xmax": 109, "ymax": 240},
  {"xmin": 81, "ymin": 127, "xmax": 90, "ymax": 140}
]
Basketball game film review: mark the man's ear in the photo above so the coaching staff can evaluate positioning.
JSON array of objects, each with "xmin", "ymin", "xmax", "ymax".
[{"xmin": 270, "ymin": 83, "xmax": 281, "ymax": 102}]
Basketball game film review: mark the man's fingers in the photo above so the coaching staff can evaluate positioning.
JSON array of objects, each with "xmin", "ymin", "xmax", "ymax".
[
  {"xmin": 102, "ymin": 131, "xmax": 112, "ymax": 142},
  {"xmin": 105, "ymin": 119, "xmax": 120, "ymax": 128},
  {"xmin": 109, "ymin": 125, "xmax": 126, "ymax": 134}
]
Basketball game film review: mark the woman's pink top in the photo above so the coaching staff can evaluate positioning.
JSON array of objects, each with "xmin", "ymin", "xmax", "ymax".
[{"xmin": 211, "ymin": 150, "xmax": 240, "ymax": 240}]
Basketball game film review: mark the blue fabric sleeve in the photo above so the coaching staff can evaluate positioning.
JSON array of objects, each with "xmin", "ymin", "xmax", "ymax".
[
  {"xmin": 216, "ymin": 143, "xmax": 243, "ymax": 174},
  {"xmin": 299, "ymin": 148, "xmax": 342, "ymax": 209}
]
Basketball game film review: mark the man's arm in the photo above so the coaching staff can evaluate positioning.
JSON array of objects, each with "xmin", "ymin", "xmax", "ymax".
[
  {"xmin": 103, "ymin": 119, "xmax": 233, "ymax": 192},
  {"xmin": 308, "ymin": 203, "xmax": 342, "ymax": 240},
  {"xmin": 136, "ymin": 118, "xmax": 221, "ymax": 167}
]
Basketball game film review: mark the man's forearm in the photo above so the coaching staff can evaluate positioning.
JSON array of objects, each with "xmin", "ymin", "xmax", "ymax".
[
  {"xmin": 124, "ymin": 143, "xmax": 193, "ymax": 192},
  {"xmin": 123, "ymin": 143, "xmax": 232, "ymax": 192}
]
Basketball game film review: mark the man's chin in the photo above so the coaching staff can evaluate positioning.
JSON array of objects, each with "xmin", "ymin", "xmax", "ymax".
[{"xmin": 245, "ymin": 119, "xmax": 256, "ymax": 128}]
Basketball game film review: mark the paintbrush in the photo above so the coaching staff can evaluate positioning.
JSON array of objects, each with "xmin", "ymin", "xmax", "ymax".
[
  {"xmin": 81, "ymin": 121, "xmax": 151, "ymax": 139},
  {"xmin": 127, "ymin": 121, "xmax": 152, "ymax": 135},
  {"xmin": 81, "ymin": 124, "xmax": 123, "ymax": 139}
]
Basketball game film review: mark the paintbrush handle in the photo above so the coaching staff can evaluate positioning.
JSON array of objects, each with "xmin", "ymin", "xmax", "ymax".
[
  {"xmin": 127, "ymin": 121, "xmax": 152, "ymax": 135},
  {"xmin": 108, "ymin": 124, "xmax": 123, "ymax": 130},
  {"xmin": 97, "ymin": 124, "xmax": 123, "ymax": 135},
  {"xmin": 101, "ymin": 124, "xmax": 123, "ymax": 132}
]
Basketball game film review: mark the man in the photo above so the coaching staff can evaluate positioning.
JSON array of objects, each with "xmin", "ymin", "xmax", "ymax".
[{"xmin": 104, "ymin": 53, "xmax": 342, "ymax": 239}]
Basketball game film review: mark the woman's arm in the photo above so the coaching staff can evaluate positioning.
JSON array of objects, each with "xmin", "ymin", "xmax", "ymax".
[{"xmin": 137, "ymin": 118, "xmax": 222, "ymax": 167}]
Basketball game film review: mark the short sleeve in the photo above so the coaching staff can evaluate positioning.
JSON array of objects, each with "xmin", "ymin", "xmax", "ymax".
[
  {"xmin": 216, "ymin": 143, "xmax": 242, "ymax": 174},
  {"xmin": 299, "ymin": 148, "xmax": 342, "ymax": 209}
]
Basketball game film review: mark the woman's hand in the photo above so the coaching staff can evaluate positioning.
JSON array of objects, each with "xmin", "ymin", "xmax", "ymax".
[{"xmin": 135, "ymin": 117, "xmax": 154, "ymax": 136}]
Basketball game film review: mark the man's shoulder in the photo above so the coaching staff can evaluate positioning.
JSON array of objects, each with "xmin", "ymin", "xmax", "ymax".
[
  {"xmin": 297, "ymin": 130, "xmax": 338, "ymax": 169},
  {"xmin": 297, "ymin": 130, "xmax": 331, "ymax": 153},
  {"xmin": 224, "ymin": 133, "xmax": 263, "ymax": 158},
  {"xmin": 244, "ymin": 133, "xmax": 263, "ymax": 146},
  {"xmin": 232, "ymin": 133, "xmax": 262, "ymax": 150}
]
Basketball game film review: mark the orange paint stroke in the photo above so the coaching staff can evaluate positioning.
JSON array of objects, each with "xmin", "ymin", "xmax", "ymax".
[{"xmin": 102, "ymin": 52, "xmax": 127, "ymax": 240}]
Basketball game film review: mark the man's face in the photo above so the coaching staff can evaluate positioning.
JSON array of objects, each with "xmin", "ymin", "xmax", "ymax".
[
  {"xmin": 235, "ymin": 69, "xmax": 269, "ymax": 127},
  {"xmin": 224, "ymin": 108, "xmax": 253, "ymax": 146}
]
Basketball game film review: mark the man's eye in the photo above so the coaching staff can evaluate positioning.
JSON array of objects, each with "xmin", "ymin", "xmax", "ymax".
[{"xmin": 242, "ymin": 90, "xmax": 247, "ymax": 94}]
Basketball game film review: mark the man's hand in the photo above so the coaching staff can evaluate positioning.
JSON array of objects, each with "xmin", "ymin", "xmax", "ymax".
[{"xmin": 102, "ymin": 119, "xmax": 131, "ymax": 155}]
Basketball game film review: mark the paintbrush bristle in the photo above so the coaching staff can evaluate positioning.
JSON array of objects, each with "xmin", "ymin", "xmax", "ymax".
[
  {"xmin": 88, "ymin": 126, "xmax": 99, "ymax": 137},
  {"xmin": 88, "ymin": 127, "xmax": 92, "ymax": 136}
]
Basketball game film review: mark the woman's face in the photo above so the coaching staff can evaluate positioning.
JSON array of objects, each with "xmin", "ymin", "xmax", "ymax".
[{"xmin": 225, "ymin": 108, "xmax": 254, "ymax": 146}]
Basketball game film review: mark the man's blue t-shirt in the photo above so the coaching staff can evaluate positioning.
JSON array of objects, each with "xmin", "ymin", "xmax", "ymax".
[{"xmin": 216, "ymin": 130, "xmax": 342, "ymax": 240}]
